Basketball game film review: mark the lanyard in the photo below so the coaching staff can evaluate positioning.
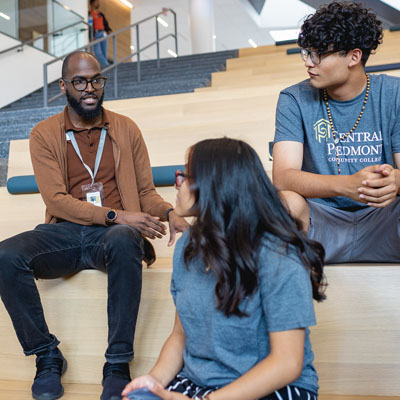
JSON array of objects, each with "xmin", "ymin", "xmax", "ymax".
[{"xmin": 67, "ymin": 127, "xmax": 107, "ymax": 184}]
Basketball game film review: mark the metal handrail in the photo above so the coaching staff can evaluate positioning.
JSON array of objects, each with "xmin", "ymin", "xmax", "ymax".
[
  {"xmin": 43, "ymin": 8, "xmax": 178, "ymax": 107},
  {"xmin": 0, "ymin": 21, "xmax": 90, "ymax": 57}
]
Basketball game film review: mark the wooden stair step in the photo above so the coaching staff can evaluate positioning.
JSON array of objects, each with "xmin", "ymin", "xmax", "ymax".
[{"xmin": 0, "ymin": 380, "xmax": 399, "ymax": 400}]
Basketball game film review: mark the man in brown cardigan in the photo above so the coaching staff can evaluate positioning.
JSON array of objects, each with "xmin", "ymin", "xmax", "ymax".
[{"xmin": 0, "ymin": 51, "xmax": 188, "ymax": 400}]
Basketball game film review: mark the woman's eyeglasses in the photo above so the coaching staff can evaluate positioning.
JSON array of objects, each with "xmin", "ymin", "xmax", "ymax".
[{"xmin": 175, "ymin": 170, "xmax": 185, "ymax": 188}]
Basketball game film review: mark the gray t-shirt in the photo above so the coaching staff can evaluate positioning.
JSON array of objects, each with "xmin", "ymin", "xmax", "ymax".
[
  {"xmin": 171, "ymin": 230, "xmax": 318, "ymax": 394},
  {"xmin": 274, "ymin": 74, "xmax": 400, "ymax": 209}
]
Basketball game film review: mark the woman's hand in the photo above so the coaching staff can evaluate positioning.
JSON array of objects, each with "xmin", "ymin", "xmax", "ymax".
[
  {"xmin": 147, "ymin": 385, "xmax": 191, "ymax": 400},
  {"xmin": 122, "ymin": 375, "xmax": 161, "ymax": 399},
  {"xmin": 122, "ymin": 375, "xmax": 190, "ymax": 400}
]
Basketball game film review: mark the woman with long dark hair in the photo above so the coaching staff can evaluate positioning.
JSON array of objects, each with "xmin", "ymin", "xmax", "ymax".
[{"xmin": 123, "ymin": 138, "xmax": 326, "ymax": 400}]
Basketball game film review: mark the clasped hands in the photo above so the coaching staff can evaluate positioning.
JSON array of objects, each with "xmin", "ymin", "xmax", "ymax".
[
  {"xmin": 116, "ymin": 210, "xmax": 189, "ymax": 246},
  {"xmin": 350, "ymin": 164, "xmax": 400, "ymax": 208}
]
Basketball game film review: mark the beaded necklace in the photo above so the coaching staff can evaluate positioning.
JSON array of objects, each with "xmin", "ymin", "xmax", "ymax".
[{"xmin": 323, "ymin": 74, "xmax": 370, "ymax": 174}]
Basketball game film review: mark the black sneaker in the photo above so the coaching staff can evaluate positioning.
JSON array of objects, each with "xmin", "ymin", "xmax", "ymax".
[
  {"xmin": 101, "ymin": 362, "xmax": 131, "ymax": 400},
  {"xmin": 31, "ymin": 349, "xmax": 67, "ymax": 400}
]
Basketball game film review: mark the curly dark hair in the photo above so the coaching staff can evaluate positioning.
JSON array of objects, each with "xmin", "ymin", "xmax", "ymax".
[{"xmin": 298, "ymin": 1, "xmax": 383, "ymax": 65}]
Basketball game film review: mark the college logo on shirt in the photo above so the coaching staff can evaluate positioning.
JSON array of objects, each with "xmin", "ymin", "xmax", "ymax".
[{"xmin": 314, "ymin": 119, "xmax": 331, "ymax": 143}]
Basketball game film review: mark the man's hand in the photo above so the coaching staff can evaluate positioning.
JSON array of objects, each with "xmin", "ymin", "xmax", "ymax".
[
  {"xmin": 168, "ymin": 210, "xmax": 190, "ymax": 246},
  {"xmin": 116, "ymin": 211, "xmax": 167, "ymax": 239},
  {"xmin": 357, "ymin": 164, "xmax": 400, "ymax": 208},
  {"xmin": 343, "ymin": 164, "xmax": 387, "ymax": 204}
]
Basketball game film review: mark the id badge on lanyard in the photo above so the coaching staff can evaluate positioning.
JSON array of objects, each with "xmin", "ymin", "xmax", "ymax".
[
  {"xmin": 67, "ymin": 127, "xmax": 107, "ymax": 207},
  {"xmin": 82, "ymin": 182, "xmax": 104, "ymax": 206}
]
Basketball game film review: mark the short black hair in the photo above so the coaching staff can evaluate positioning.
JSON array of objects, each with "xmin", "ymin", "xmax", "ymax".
[
  {"xmin": 298, "ymin": 1, "xmax": 383, "ymax": 66},
  {"xmin": 61, "ymin": 51, "xmax": 100, "ymax": 78}
]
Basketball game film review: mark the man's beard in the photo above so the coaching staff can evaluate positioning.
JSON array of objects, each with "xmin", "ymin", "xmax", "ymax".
[{"xmin": 66, "ymin": 90, "xmax": 104, "ymax": 121}]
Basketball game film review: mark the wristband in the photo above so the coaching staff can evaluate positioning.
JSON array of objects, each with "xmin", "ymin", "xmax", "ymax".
[{"xmin": 166, "ymin": 207, "xmax": 174, "ymax": 221}]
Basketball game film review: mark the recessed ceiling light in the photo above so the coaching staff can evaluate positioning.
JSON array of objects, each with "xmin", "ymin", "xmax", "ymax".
[
  {"xmin": 168, "ymin": 49, "xmax": 177, "ymax": 58},
  {"xmin": 213, "ymin": 35, "xmax": 216, "ymax": 39},
  {"xmin": 0, "ymin": 11, "xmax": 11, "ymax": 20},
  {"xmin": 248, "ymin": 38, "xmax": 257, "ymax": 48},
  {"xmin": 157, "ymin": 17, "xmax": 168, "ymax": 27},
  {"xmin": 120, "ymin": 0, "xmax": 133, "ymax": 9},
  {"xmin": 130, "ymin": 45, "xmax": 135, "ymax": 50}
]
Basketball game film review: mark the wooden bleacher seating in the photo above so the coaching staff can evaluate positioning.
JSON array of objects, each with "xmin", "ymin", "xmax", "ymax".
[
  {"xmin": 201, "ymin": 29, "xmax": 400, "ymax": 92},
  {"xmin": 2, "ymin": 30, "xmax": 400, "ymax": 398}
]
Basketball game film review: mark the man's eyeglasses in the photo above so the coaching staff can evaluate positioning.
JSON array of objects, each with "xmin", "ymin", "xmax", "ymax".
[
  {"xmin": 300, "ymin": 48, "xmax": 336, "ymax": 65},
  {"xmin": 175, "ymin": 170, "xmax": 185, "ymax": 189},
  {"xmin": 63, "ymin": 77, "xmax": 107, "ymax": 91}
]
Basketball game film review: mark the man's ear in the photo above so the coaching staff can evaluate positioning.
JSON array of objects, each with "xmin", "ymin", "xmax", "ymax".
[
  {"xmin": 348, "ymin": 48, "xmax": 363, "ymax": 67},
  {"xmin": 59, "ymin": 79, "xmax": 66, "ymax": 95}
]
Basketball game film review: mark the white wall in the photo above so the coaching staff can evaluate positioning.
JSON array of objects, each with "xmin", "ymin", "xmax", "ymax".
[
  {"xmin": 259, "ymin": 0, "xmax": 314, "ymax": 29},
  {"xmin": 127, "ymin": 0, "xmax": 318, "ymax": 60},
  {"xmin": 214, "ymin": 0, "xmax": 274, "ymax": 50},
  {"xmin": 0, "ymin": 33, "xmax": 62, "ymax": 109},
  {"xmin": 130, "ymin": 0, "xmax": 276, "ymax": 61},
  {"xmin": 130, "ymin": 1, "xmax": 191, "ymax": 60}
]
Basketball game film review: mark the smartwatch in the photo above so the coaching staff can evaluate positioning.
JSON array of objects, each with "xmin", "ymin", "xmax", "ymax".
[{"xmin": 105, "ymin": 209, "xmax": 118, "ymax": 226}]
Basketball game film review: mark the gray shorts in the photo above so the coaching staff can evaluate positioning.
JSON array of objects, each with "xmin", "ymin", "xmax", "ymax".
[{"xmin": 307, "ymin": 197, "xmax": 400, "ymax": 264}]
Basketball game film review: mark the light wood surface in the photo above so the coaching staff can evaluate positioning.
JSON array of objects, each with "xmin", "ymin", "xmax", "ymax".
[
  {"xmin": 0, "ymin": 381, "xmax": 102, "ymax": 400},
  {"xmin": 0, "ymin": 380, "xmax": 399, "ymax": 400},
  {"xmin": 1, "ymin": 259, "xmax": 400, "ymax": 395},
  {"xmin": 311, "ymin": 265, "xmax": 400, "ymax": 396},
  {"xmin": 1, "ymin": 30, "xmax": 400, "ymax": 397},
  {"xmin": 0, "ymin": 262, "xmax": 174, "ymax": 385},
  {"xmin": 238, "ymin": 29, "xmax": 400, "ymax": 61},
  {"xmin": 239, "ymin": 43, "xmax": 299, "ymax": 58},
  {"xmin": 215, "ymin": 30, "xmax": 400, "ymax": 94}
]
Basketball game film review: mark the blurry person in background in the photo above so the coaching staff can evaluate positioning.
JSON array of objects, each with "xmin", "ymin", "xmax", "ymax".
[{"xmin": 89, "ymin": 0, "xmax": 112, "ymax": 68}]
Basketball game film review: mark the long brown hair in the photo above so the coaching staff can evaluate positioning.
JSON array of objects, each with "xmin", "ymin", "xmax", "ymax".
[{"xmin": 184, "ymin": 138, "xmax": 326, "ymax": 317}]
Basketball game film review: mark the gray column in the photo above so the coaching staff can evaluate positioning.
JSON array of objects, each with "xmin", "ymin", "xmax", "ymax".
[{"xmin": 189, "ymin": 0, "xmax": 215, "ymax": 54}]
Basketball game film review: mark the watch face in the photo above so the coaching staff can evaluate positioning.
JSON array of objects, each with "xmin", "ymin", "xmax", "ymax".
[{"xmin": 107, "ymin": 210, "xmax": 117, "ymax": 220}]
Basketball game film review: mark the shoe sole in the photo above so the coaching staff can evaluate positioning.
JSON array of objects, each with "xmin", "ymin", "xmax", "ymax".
[
  {"xmin": 32, "ymin": 387, "xmax": 64, "ymax": 400},
  {"xmin": 31, "ymin": 358, "xmax": 68, "ymax": 400},
  {"xmin": 100, "ymin": 397, "xmax": 122, "ymax": 400}
]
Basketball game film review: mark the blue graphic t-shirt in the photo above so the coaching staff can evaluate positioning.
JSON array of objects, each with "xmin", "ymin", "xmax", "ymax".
[{"xmin": 274, "ymin": 74, "xmax": 400, "ymax": 209}]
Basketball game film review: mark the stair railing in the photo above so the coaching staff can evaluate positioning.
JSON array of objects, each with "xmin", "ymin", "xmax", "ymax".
[
  {"xmin": 0, "ymin": 20, "xmax": 92, "ymax": 57},
  {"xmin": 43, "ymin": 8, "xmax": 178, "ymax": 107}
]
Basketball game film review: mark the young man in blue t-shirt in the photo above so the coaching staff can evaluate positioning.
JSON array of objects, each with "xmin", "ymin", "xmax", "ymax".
[{"xmin": 273, "ymin": 2, "xmax": 400, "ymax": 263}]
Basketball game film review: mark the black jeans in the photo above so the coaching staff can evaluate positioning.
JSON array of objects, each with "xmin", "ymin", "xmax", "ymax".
[{"xmin": 0, "ymin": 221, "xmax": 144, "ymax": 363}]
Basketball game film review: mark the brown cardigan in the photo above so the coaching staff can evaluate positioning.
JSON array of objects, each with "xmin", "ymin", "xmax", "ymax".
[{"xmin": 29, "ymin": 107, "xmax": 173, "ymax": 226}]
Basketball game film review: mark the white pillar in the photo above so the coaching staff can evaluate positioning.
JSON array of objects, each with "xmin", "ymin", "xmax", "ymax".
[{"xmin": 189, "ymin": 0, "xmax": 215, "ymax": 54}]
